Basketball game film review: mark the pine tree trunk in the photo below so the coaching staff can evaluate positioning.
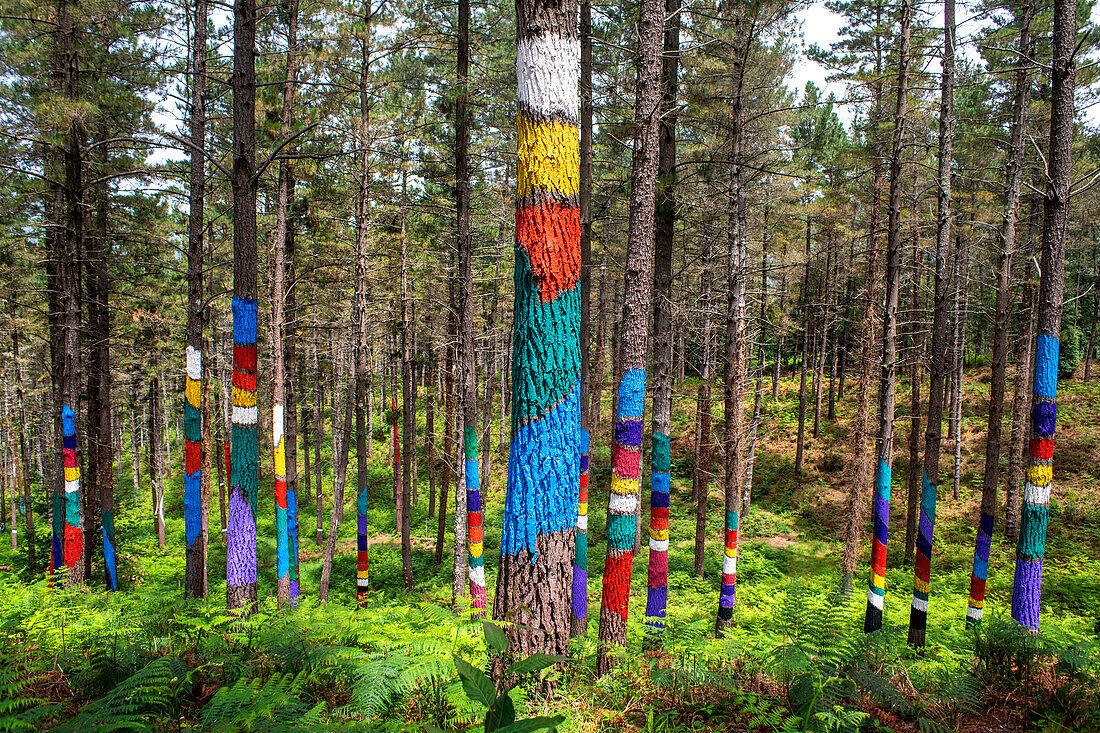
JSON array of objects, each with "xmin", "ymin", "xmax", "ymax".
[
  {"xmin": 596, "ymin": 0, "xmax": 662, "ymax": 669},
  {"xmin": 693, "ymin": 235, "xmax": 715, "ymax": 578},
  {"xmin": 968, "ymin": 0, "xmax": 1035, "ymax": 618},
  {"xmin": 320, "ymin": 345, "xmax": 354, "ymax": 602},
  {"xmin": 183, "ymin": 0, "xmax": 208, "ymax": 599},
  {"xmin": 863, "ymin": 0, "xmax": 911, "ymax": 632},
  {"xmin": 904, "ymin": 237, "xmax": 923, "ymax": 570},
  {"xmin": 643, "ymin": 0, "xmax": 679, "ymax": 640},
  {"xmin": 399, "ymin": 187, "xmax": 416, "ymax": 593},
  {"xmin": 1011, "ymin": 0, "xmax": 1075, "ymax": 630},
  {"xmin": 795, "ymin": 218, "xmax": 811, "ymax": 475},
  {"xmin": 493, "ymin": 0, "xmax": 581, "ymax": 663},
  {"xmin": 227, "ymin": 0, "xmax": 260, "ymax": 613},
  {"xmin": 11, "ymin": 307, "xmax": 35, "ymax": 573}
]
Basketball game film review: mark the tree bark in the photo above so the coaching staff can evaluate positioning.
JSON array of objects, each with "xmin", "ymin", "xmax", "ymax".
[
  {"xmin": 863, "ymin": 0, "xmax": 911, "ymax": 631},
  {"xmin": 494, "ymin": 0, "xmax": 581, "ymax": 664},
  {"xmin": 596, "ymin": 0, "xmax": 662, "ymax": 670},
  {"xmin": 183, "ymin": 0, "xmax": 208, "ymax": 599},
  {"xmin": 643, "ymin": 0, "xmax": 680, "ymax": 641},
  {"xmin": 1011, "ymin": 0, "xmax": 1075, "ymax": 631},
  {"xmin": 693, "ymin": 234, "xmax": 715, "ymax": 578}
]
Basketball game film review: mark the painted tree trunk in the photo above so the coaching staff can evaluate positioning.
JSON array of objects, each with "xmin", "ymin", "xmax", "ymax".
[
  {"xmin": 596, "ymin": 0, "xmax": 662, "ymax": 671},
  {"xmin": 644, "ymin": 0, "xmax": 680, "ymax": 639},
  {"xmin": 906, "ymin": 0, "xmax": 954, "ymax": 648},
  {"xmin": 1011, "ymin": 0, "xmax": 1075, "ymax": 631},
  {"xmin": 492, "ymin": 0, "xmax": 581, "ymax": 660},
  {"xmin": 863, "ymin": 0, "xmax": 911, "ymax": 633},
  {"xmin": 570, "ymin": 430, "xmax": 590, "ymax": 636},
  {"xmin": 183, "ymin": 0, "xmax": 207, "ymax": 599},
  {"xmin": 967, "ymin": 0, "xmax": 1035, "ymax": 618}
]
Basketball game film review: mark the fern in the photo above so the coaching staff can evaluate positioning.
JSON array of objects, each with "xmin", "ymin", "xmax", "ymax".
[
  {"xmin": 56, "ymin": 655, "xmax": 190, "ymax": 732},
  {"xmin": 200, "ymin": 671, "xmax": 329, "ymax": 732},
  {"xmin": 0, "ymin": 654, "xmax": 49, "ymax": 732}
]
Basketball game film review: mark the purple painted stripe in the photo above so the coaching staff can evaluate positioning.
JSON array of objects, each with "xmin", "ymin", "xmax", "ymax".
[
  {"xmin": 571, "ymin": 565, "xmax": 587, "ymax": 618},
  {"xmin": 466, "ymin": 489, "xmax": 482, "ymax": 513},
  {"xmin": 719, "ymin": 584, "xmax": 736, "ymax": 606}
]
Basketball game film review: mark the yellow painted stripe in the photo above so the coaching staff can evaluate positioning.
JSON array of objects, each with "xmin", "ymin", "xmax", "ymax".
[
  {"xmin": 232, "ymin": 386, "xmax": 256, "ymax": 408},
  {"xmin": 871, "ymin": 573, "xmax": 885, "ymax": 590},
  {"xmin": 65, "ymin": 466, "xmax": 80, "ymax": 482},
  {"xmin": 609, "ymin": 474, "xmax": 638, "ymax": 496},
  {"xmin": 517, "ymin": 115, "xmax": 579, "ymax": 198},
  {"xmin": 649, "ymin": 528, "xmax": 669, "ymax": 541},
  {"xmin": 914, "ymin": 577, "xmax": 930, "ymax": 594},
  {"xmin": 357, "ymin": 570, "xmax": 369, "ymax": 579},
  {"xmin": 578, "ymin": 502, "xmax": 588, "ymax": 516},
  {"xmin": 1027, "ymin": 465, "xmax": 1052, "ymax": 486},
  {"xmin": 725, "ymin": 546, "xmax": 738, "ymax": 559},
  {"xmin": 469, "ymin": 541, "xmax": 483, "ymax": 558},
  {"xmin": 274, "ymin": 438, "xmax": 286, "ymax": 476},
  {"xmin": 970, "ymin": 597, "xmax": 985, "ymax": 609},
  {"xmin": 185, "ymin": 377, "xmax": 201, "ymax": 409}
]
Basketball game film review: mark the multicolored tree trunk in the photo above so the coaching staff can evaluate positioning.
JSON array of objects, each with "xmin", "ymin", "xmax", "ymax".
[
  {"xmin": 1012, "ymin": 0, "xmax": 1075, "ymax": 632},
  {"xmin": 228, "ymin": 297, "xmax": 259, "ymax": 610},
  {"xmin": 865, "ymin": 461, "xmax": 890, "ymax": 629},
  {"xmin": 184, "ymin": 347, "xmax": 204, "ymax": 595},
  {"xmin": 61, "ymin": 406, "xmax": 82, "ymax": 576},
  {"xmin": 596, "ymin": 0, "xmax": 662, "ymax": 668},
  {"xmin": 719, "ymin": 508, "xmax": 738, "ymax": 622},
  {"xmin": 491, "ymin": 0, "xmax": 581, "ymax": 657},
  {"xmin": 645, "ymin": 433, "xmax": 670, "ymax": 630},
  {"xmin": 571, "ymin": 429, "xmax": 590, "ymax": 634},
  {"xmin": 464, "ymin": 427, "xmax": 486, "ymax": 609},
  {"xmin": 273, "ymin": 404, "xmax": 291, "ymax": 603}
]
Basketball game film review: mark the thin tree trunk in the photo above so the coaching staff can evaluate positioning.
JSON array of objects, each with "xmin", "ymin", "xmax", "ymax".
[
  {"xmin": 862, "ymin": 0, "xmax": 910, "ymax": 631},
  {"xmin": 795, "ymin": 217, "xmax": 811, "ymax": 475},
  {"xmin": 399, "ymin": 183, "xmax": 415, "ymax": 593},
  {"xmin": 11, "ymin": 305, "xmax": 35, "ymax": 573},
  {"xmin": 320, "ymin": 344, "xmax": 354, "ymax": 602},
  {"xmin": 908, "ymin": 0, "xmax": 953, "ymax": 646},
  {"xmin": 904, "ymin": 236, "xmax": 923, "ymax": 569},
  {"xmin": 1012, "ymin": 0, "xmax": 1075, "ymax": 630},
  {"xmin": 643, "ymin": 0, "xmax": 679, "ymax": 639},
  {"xmin": 313, "ymin": 326, "xmax": 324, "ymax": 545},
  {"xmin": 183, "ymin": 0, "xmax": 208, "ymax": 599},
  {"xmin": 693, "ymin": 235, "xmax": 715, "ymax": 578},
  {"xmin": 227, "ymin": 0, "xmax": 260, "ymax": 614},
  {"xmin": 596, "ymin": 0, "xmax": 662, "ymax": 669}
]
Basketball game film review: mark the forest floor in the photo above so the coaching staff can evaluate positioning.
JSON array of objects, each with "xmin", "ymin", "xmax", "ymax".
[{"xmin": 1, "ymin": 363, "xmax": 1098, "ymax": 731}]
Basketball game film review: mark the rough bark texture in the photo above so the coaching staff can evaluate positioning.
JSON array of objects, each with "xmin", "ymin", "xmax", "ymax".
[
  {"xmin": 908, "ymin": 0, "xmax": 953, "ymax": 647},
  {"xmin": 1011, "ymin": 0, "xmax": 1074, "ymax": 631},
  {"xmin": 863, "ymin": 0, "xmax": 910, "ymax": 632},
  {"xmin": 596, "ymin": 0, "xmax": 662, "ymax": 671},
  {"xmin": 456, "ymin": 0, "xmax": 484, "ymax": 611},
  {"xmin": 795, "ymin": 217, "xmax": 810, "ymax": 475},
  {"xmin": 353, "ymin": 30, "xmax": 372, "ymax": 606},
  {"xmin": 693, "ymin": 235, "xmax": 714, "ymax": 578},
  {"xmin": 228, "ymin": 0, "xmax": 260, "ymax": 613},
  {"xmin": 967, "ymin": 4, "xmax": 1032, "ymax": 625},
  {"xmin": 11, "ymin": 308, "xmax": 35, "ymax": 573},
  {"xmin": 644, "ymin": 0, "xmax": 680, "ymax": 640},
  {"xmin": 183, "ymin": 0, "xmax": 208, "ymax": 600},
  {"xmin": 399, "ymin": 201, "xmax": 416, "ymax": 593},
  {"xmin": 494, "ymin": 0, "xmax": 581, "ymax": 667}
]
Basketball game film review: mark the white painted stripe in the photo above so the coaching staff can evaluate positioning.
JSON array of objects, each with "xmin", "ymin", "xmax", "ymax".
[
  {"xmin": 233, "ymin": 405, "xmax": 258, "ymax": 425},
  {"xmin": 966, "ymin": 606, "xmax": 983, "ymax": 621},
  {"xmin": 357, "ymin": 578, "xmax": 370, "ymax": 588},
  {"xmin": 722, "ymin": 554, "xmax": 737, "ymax": 575},
  {"xmin": 186, "ymin": 345, "xmax": 201, "ymax": 380},
  {"xmin": 469, "ymin": 565, "xmax": 485, "ymax": 586},
  {"xmin": 272, "ymin": 404, "xmax": 285, "ymax": 446},
  {"xmin": 576, "ymin": 514, "xmax": 588, "ymax": 531},
  {"xmin": 609, "ymin": 492, "xmax": 638, "ymax": 514},
  {"xmin": 517, "ymin": 34, "xmax": 579, "ymax": 119},
  {"xmin": 1024, "ymin": 480, "xmax": 1051, "ymax": 506},
  {"xmin": 911, "ymin": 596, "xmax": 928, "ymax": 612},
  {"xmin": 65, "ymin": 479, "xmax": 79, "ymax": 493},
  {"xmin": 867, "ymin": 590, "xmax": 883, "ymax": 610},
  {"xmin": 649, "ymin": 538, "xmax": 669, "ymax": 552}
]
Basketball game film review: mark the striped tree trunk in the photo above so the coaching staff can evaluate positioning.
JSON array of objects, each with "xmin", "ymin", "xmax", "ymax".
[
  {"xmin": 597, "ymin": 0, "xmax": 662, "ymax": 669},
  {"xmin": 1011, "ymin": 0, "xmax": 1075, "ymax": 631},
  {"xmin": 492, "ymin": 0, "xmax": 581, "ymax": 660}
]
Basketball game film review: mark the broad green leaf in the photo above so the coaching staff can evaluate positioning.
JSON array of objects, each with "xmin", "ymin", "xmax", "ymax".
[
  {"xmin": 453, "ymin": 654, "xmax": 496, "ymax": 708},
  {"xmin": 504, "ymin": 653, "xmax": 568, "ymax": 678},
  {"xmin": 484, "ymin": 692, "xmax": 515, "ymax": 732},
  {"xmin": 483, "ymin": 621, "xmax": 509, "ymax": 654},
  {"xmin": 494, "ymin": 715, "xmax": 566, "ymax": 733}
]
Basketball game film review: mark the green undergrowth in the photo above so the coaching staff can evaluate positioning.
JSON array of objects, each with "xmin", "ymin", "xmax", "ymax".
[{"xmin": 2, "ymin": 370, "xmax": 1099, "ymax": 730}]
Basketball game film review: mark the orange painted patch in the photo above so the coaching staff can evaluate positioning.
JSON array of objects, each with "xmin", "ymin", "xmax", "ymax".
[{"xmin": 516, "ymin": 202, "xmax": 580, "ymax": 303}]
